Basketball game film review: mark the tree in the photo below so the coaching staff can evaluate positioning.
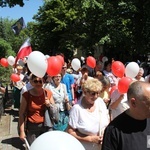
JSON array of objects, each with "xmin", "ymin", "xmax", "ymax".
[{"xmin": 0, "ymin": 0, "xmax": 24, "ymax": 7}]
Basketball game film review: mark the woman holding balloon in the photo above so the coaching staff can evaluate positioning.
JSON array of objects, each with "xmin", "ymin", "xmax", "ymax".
[{"xmin": 19, "ymin": 74, "xmax": 54, "ymax": 145}]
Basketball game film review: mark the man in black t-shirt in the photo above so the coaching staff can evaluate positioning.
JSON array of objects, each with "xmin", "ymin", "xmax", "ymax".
[{"xmin": 102, "ymin": 81, "xmax": 150, "ymax": 150}]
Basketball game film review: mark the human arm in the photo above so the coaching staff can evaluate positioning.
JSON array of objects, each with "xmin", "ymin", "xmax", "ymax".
[
  {"xmin": 101, "ymin": 126, "xmax": 118, "ymax": 150},
  {"xmin": 19, "ymin": 95, "xmax": 28, "ymax": 141},
  {"xmin": 44, "ymin": 89, "xmax": 55, "ymax": 107},
  {"xmin": 67, "ymin": 125, "xmax": 101, "ymax": 144},
  {"xmin": 109, "ymin": 94, "xmax": 124, "ymax": 109},
  {"xmin": 63, "ymin": 84, "xmax": 72, "ymax": 110},
  {"xmin": 45, "ymin": 91, "xmax": 55, "ymax": 107},
  {"xmin": 71, "ymin": 84, "xmax": 74, "ymax": 101},
  {"xmin": 0, "ymin": 86, "xmax": 5, "ymax": 93}
]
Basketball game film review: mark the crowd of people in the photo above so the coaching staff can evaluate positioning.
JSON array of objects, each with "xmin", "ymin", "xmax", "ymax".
[{"xmin": 1, "ymin": 55, "xmax": 150, "ymax": 150}]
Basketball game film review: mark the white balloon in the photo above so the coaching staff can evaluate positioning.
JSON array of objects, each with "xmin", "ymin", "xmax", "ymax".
[
  {"xmin": 45, "ymin": 55, "xmax": 50, "ymax": 59},
  {"xmin": 81, "ymin": 56, "xmax": 85, "ymax": 61},
  {"xmin": 7, "ymin": 56, "xmax": 15, "ymax": 66},
  {"xmin": 102, "ymin": 56, "xmax": 108, "ymax": 63},
  {"xmin": 125, "ymin": 62, "xmax": 139, "ymax": 78},
  {"xmin": 30, "ymin": 131, "xmax": 85, "ymax": 150},
  {"xmin": 71, "ymin": 58, "xmax": 81, "ymax": 71},
  {"xmin": 27, "ymin": 51, "xmax": 48, "ymax": 78}
]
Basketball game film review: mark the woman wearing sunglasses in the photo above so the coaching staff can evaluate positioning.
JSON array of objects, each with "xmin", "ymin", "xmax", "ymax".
[
  {"xmin": 19, "ymin": 74, "xmax": 54, "ymax": 145},
  {"xmin": 67, "ymin": 78, "xmax": 110, "ymax": 150}
]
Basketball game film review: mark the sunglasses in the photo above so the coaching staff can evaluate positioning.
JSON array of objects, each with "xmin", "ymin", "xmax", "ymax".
[
  {"xmin": 33, "ymin": 80, "xmax": 42, "ymax": 84},
  {"xmin": 62, "ymin": 67, "xmax": 67, "ymax": 69}
]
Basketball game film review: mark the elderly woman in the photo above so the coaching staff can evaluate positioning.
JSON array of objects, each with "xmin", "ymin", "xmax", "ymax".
[
  {"xmin": 45, "ymin": 73, "xmax": 72, "ymax": 131},
  {"xmin": 67, "ymin": 78, "xmax": 109, "ymax": 150},
  {"xmin": 133, "ymin": 67, "xmax": 145, "ymax": 81},
  {"xmin": 19, "ymin": 74, "xmax": 54, "ymax": 145}
]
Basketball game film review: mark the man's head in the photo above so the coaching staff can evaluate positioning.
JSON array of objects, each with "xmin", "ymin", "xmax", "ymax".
[
  {"xmin": 61, "ymin": 62, "xmax": 67, "ymax": 75},
  {"xmin": 127, "ymin": 81, "xmax": 150, "ymax": 119}
]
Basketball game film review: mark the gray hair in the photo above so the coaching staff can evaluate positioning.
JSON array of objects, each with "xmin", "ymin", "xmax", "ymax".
[
  {"xmin": 139, "ymin": 67, "xmax": 144, "ymax": 74},
  {"xmin": 99, "ymin": 76, "xmax": 110, "ymax": 87}
]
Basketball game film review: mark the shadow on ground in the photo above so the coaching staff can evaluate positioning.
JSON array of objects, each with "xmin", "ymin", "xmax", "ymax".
[{"xmin": 1, "ymin": 137, "xmax": 25, "ymax": 150}]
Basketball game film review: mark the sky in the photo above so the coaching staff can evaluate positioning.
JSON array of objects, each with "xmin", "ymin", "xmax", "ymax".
[{"xmin": 0, "ymin": 0, "xmax": 44, "ymax": 23}]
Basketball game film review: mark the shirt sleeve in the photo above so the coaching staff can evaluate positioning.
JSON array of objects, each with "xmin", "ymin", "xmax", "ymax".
[{"xmin": 101, "ymin": 125, "xmax": 118, "ymax": 150}]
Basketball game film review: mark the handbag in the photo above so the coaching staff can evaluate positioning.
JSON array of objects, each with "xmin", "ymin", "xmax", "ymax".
[
  {"xmin": 53, "ymin": 110, "xmax": 69, "ymax": 131},
  {"xmin": 44, "ymin": 104, "xmax": 59, "ymax": 128}
]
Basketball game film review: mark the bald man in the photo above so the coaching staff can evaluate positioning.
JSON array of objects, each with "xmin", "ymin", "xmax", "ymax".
[{"xmin": 102, "ymin": 81, "xmax": 150, "ymax": 150}]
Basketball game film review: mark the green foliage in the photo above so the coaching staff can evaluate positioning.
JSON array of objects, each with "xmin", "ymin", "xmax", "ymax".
[
  {"xmin": 1, "ymin": 0, "xmax": 150, "ymax": 62},
  {"xmin": 0, "ymin": 38, "xmax": 15, "ymax": 84},
  {"xmin": 0, "ymin": 38, "xmax": 15, "ymax": 57},
  {"xmin": 0, "ymin": 0, "xmax": 24, "ymax": 7}
]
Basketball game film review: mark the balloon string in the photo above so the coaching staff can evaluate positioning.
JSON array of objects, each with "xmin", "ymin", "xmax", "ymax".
[{"xmin": 42, "ymin": 78, "xmax": 47, "ymax": 97}]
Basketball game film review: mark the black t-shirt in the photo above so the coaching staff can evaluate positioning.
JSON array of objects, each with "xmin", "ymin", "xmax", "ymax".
[{"xmin": 102, "ymin": 111, "xmax": 150, "ymax": 150}]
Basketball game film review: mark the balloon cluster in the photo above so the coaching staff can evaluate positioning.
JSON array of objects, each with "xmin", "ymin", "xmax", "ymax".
[
  {"xmin": 111, "ymin": 61, "xmax": 140, "ymax": 94},
  {"xmin": 26, "ymin": 51, "xmax": 64, "ymax": 78}
]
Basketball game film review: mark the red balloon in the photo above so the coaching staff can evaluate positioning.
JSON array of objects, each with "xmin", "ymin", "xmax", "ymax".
[
  {"xmin": 112, "ymin": 61, "xmax": 125, "ymax": 78},
  {"xmin": 86, "ymin": 56, "xmax": 96, "ymax": 68},
  {"xmin": 56, "ymin": 55, "xmax": 64, "ymax": 66},
  {"xmin": 118, "ymin": 77, "xmax": 132, "ymax": 94},
  {"xmin": 1, "ymin": 58, "xmax": 9, "ymax": 67},
  {"xmin": 110, "ymin": 85, "xmax": 118, "ymax": 95},
  {"xmin": 10, "ymin": 73, "xmax": 20, "ymax": 82},
  {"xmin": 47, "ymin": 56, "xmax": 62, "ymax": 76}
]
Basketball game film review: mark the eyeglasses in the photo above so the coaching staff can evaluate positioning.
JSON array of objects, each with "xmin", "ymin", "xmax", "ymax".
[
  {"xmin": 33, "ymin": 80, "xmax": 42, "ymax": 84},
  {"xmin": 89, "ymin": 91, "xmax": 99, "ymax": 96},
  {"xmin": 54, "ymin": 76, "xmax": 61, "ymax": 78}
]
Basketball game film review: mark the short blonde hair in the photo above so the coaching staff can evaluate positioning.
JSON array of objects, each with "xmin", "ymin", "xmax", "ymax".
[{"xmin": 82, "ymin": 78, "xmax": 102, "ymax": 92}]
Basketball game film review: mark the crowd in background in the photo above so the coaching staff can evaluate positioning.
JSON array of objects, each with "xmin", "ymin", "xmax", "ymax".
[{"xmin": 0, "ymin": 55, "xmax": 150, "ymax": 150}]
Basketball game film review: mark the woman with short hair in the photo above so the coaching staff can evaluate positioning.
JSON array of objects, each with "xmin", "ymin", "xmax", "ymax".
[{"xmin": 67, "ymin": 78, "xmax": 109, "ymax": 150}]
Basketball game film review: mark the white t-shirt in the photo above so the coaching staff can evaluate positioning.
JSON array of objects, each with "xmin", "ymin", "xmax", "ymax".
[{"xmin": 69, "ymin": 97, "xmax": 109, "ymax": 150}]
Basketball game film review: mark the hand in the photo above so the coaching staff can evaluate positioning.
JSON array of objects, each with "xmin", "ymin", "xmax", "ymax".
[
  {"xmin": 99, "ymin": 135, "xmax": 103, "ymax": 145},
  {"xmin": 19, "ymin": 131, "xmax": 26, "ymax": 142},
  {"xmin": 45, "ymin": 97, "xmax": 50, "ymax": 106},
  {"xmin": 104, "ymin": 98, "xmax": 110, "ymax": 103},
  {"xmin": 120, "ymin": 94, "xmax": 124, "ymax": 100},
  {"xmin": 90, "ymin": 135, "xmax": 101, "ymax": 144}
]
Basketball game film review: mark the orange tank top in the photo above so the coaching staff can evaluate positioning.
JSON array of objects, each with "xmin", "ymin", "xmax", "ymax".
[{"xmin": 23, "ymin": 89, "xmax": 52, "ymax": 123}]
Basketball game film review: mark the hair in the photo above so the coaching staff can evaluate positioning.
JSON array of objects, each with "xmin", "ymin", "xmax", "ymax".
[
  {"xmin": 96, "ymin": 71, "xmax": 103, "ymax": 77},
  {"xmin": 103, "ymin": 60, "xmax": 112, "ymax": 69},
  {"xmin": 52, "ymin": 73, "xmax": 62, "ymax": 80},
  {"xmin": 127, "ymin": 81, "xmax": 148, "ymax": 101},
  {"xmin": 81, "ymin": 78, "xmax": 102, "ymax": 92},
  {"xmin": 81, "ymin": 67, "xmax": 89, "ymax": 74},
  {"xmin": 139, "ymin": 67, "xmax": 144, "ymax": 74},
  {"xmin": 30, "ymin": 74, "xmax": 41, "ymax": 80},
  {"xmin": 99, "ymin": 76, "xmax": 110, "ymax": 87}
]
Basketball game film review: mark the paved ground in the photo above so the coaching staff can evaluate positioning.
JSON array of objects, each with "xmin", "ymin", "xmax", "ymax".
[
  {"xmin": 0, "ymin": 86, "xmax": 26, "ymax": 150},
  {"xmin": 0, "ymin": 107, "xmax": 26, "ymax": 150}
]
